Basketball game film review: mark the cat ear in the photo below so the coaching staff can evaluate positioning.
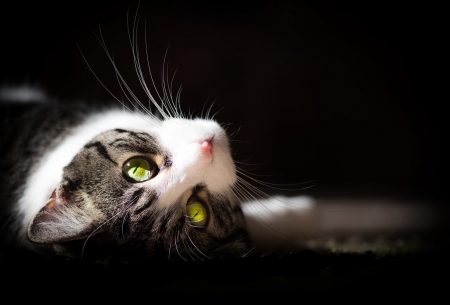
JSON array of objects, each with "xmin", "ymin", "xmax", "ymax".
[{"xmin": 27, "ymin": 186, "xmax": 104, "ymax": 244}]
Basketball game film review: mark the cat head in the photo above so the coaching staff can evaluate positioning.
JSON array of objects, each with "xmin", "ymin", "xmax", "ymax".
[{"xmin": 27, "ymin": 114, "xmax": 252, "ymax": 260}]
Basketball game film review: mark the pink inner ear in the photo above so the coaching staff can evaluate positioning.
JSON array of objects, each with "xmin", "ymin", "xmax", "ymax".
[
  {"xmin": 28, "ymin": 185, "xmax": 101, "ymax": 244},
  {"xmin": 45, "ymin": 189, "xmax": 58, "ymax": 209},
  {"xmin": 36, "ymin": 188, "xmax": 64, "ymax": 224}
]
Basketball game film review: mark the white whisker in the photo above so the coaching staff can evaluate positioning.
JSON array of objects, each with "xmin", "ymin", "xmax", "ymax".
[
  {"xmin": 183, "ymin": 234, "xmax": 202, "ymax": 261},
  {"xmin": 232, "ymin": 183, "xmax": 301, "ymax": 240},
  {"xmin": 81, "ymin": 193, "xmax": 140, "ymax": 258},
  {"xmin": 237, "ymin": 168, "xmax": 318, "ymax": 191},
  {"xmin": 187, "ymin": 234, "xmax": 210, "ymax": 260},
  {"xmin": 174, "ymin": 226, "xmax": 187, "ymax": 261}
]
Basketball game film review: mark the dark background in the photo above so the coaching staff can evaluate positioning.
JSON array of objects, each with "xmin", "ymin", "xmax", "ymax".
[{"xmin": 0, "ymin": 0, "xmax": 446, "ymax": 204}]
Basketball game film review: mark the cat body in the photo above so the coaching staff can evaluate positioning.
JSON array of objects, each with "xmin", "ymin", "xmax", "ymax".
[{"xmin": 0, "ymin": 88, "xmax": 252, "ymax": 260}]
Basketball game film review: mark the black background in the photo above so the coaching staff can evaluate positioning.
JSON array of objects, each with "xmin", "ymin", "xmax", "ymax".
[{"xmin": 0, "ymin": 0, "xmax": 446, "ymax": 202}]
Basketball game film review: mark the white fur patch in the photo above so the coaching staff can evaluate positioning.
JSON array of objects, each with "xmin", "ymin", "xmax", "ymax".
[
  {"xmin": 0, "ymin": 86, "xmax": 47, "ymax": 102},
  {"xmin": 243, "ymin": 196, "xmax": 441, "ymax": 253},
  {"xmin": 243, "ymin": 195, "xmax": 317, "ymax": 237}
]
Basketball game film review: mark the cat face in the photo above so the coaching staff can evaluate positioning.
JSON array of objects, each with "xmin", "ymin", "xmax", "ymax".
[{"xmin": 27, "ymin": 116, "xmax": 252, "ymax": 260}]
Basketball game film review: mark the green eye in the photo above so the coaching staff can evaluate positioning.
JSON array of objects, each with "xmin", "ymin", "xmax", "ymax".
[
  {"xmin": 123, "ymin": 157, "xmax": 154, "ymax": 182},
  {"xmin": 186, "ymin": 201, "xmax": 208, "ymax": 227}
]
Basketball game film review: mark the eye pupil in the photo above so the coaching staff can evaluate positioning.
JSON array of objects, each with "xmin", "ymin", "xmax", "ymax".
[{"xmin": 123, "ymin": 158, "xmax": 154, "ymax": 182}]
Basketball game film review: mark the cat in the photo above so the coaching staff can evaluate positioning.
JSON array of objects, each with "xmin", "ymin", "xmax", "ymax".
[{"xmin": 0, "ymin": 84, "xmax": 262, "ymax": 261}]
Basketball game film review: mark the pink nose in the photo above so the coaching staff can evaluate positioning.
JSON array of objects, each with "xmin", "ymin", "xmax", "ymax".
[{"xmin": 199, "ymin": 140, "xmax": 212, "ymax": 155}]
